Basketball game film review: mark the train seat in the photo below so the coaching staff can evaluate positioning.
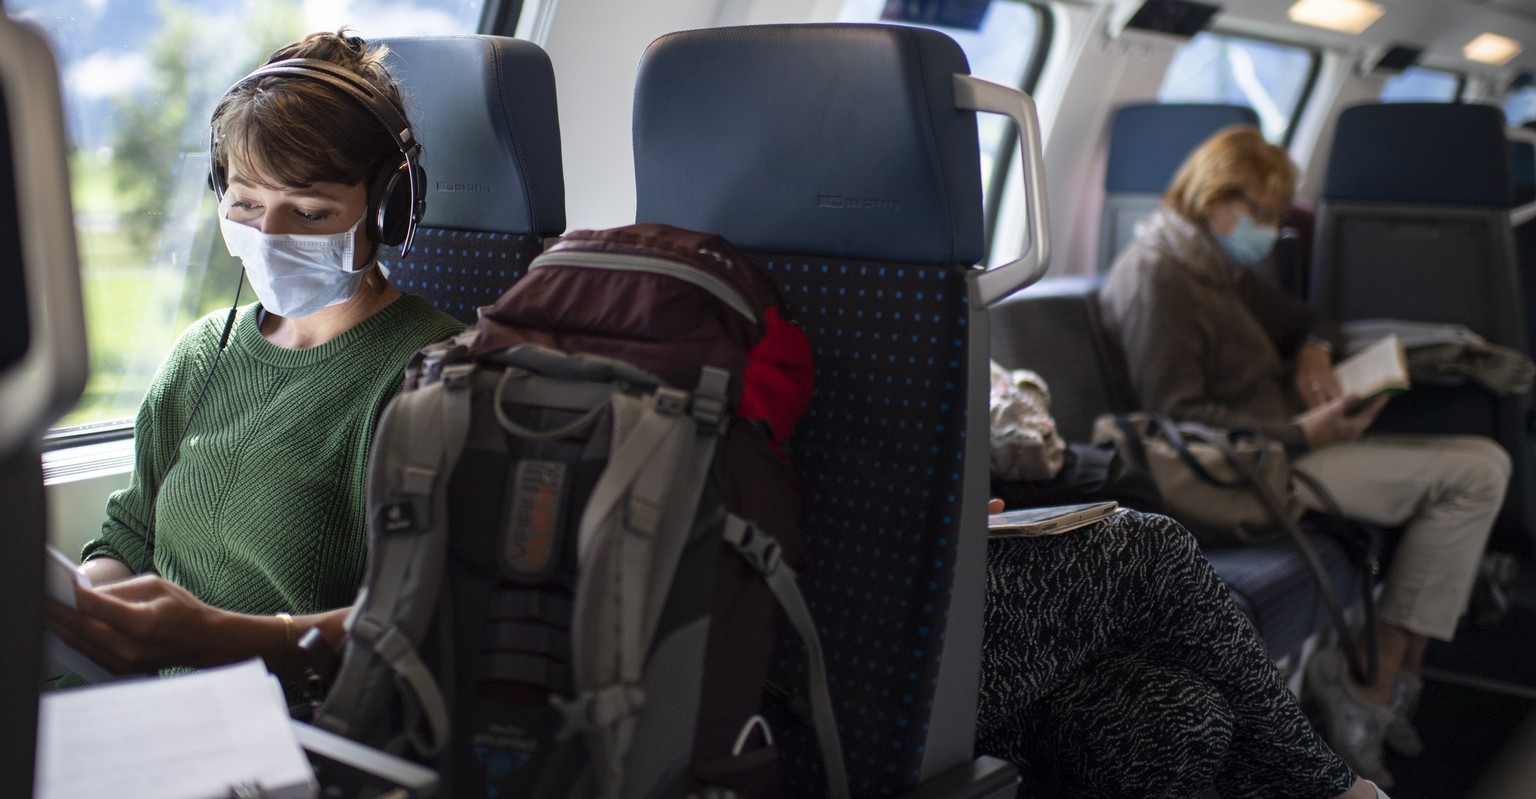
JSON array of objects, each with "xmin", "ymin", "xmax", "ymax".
[
  {"xmin": 377, "ymin": 35, "xmax": 566, "ymax": 323},
  {"xmin": 1511, "ymin": 128, "xmax": 1536, "ymax": 360},
  {"xmin": 988, "ymin": 277, "xmax": 1365, "ymax": 660},
  {"xmin": 633, "ymin": 22, "xmax": 1050, "ymax": 797},
  {"xmin": 1311, "ymin": 101, "xmax": 1536, "ymax": 556},
  {"xmin": 1097, "ymin": 103, "xmax": 1259, "ymax": 273}
]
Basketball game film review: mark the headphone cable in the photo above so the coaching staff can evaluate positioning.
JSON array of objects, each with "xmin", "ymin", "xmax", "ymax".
[{"xmin": 141, "ymin": 271, "xmax": 244, "ymax": 574}]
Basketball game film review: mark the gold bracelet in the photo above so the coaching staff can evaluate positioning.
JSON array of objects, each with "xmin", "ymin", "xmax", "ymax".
[{"xmin": 275, "ymin": 612, "xmax": 296, "ymax": 649}]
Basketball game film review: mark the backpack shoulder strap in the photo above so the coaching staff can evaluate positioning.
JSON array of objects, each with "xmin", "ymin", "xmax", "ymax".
[
  {"xmin": 723, "ymin": 514, "xmax": 850, "ymax": 799},
  {"xmin": 314, "ymin": 361, "xmax": 475, "ymax": 756},
  {"xmin": 557, "ymin": 366, "xmax": 731, "ymax": 795}
]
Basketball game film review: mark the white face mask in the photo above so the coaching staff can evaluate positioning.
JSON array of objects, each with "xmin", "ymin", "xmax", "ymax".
[{"xmin": 219, "ymin": 212, "xmax": 369, "ymax": 318}]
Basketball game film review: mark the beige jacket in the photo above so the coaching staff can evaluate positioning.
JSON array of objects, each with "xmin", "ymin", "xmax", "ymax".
[{"xmin": 1097, "ymin": 208, "xmax": 1337, "ymax": 453}]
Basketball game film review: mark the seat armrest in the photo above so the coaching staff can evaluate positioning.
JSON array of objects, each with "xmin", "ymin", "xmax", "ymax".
[
  {"xmin": 897, "ymin": 756, "xmax": 1019, "ymax": 799},
  {"xmin": 291, "ymin": 719, "xmax": 440, "ymax": 798}
]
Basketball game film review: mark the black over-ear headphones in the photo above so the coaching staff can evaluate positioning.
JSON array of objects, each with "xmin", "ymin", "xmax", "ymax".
[{"xmin": 208, "ymin": 57, "xmax": 425, "ymax": 256}]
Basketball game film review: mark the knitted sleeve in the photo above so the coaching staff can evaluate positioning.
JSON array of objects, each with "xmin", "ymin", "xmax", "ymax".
[{"xmin": 82, "ymin": 311, "xmax": 229, "ymax": 572}]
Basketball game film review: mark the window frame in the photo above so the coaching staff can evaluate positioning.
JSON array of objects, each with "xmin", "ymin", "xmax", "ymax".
[
  {"xmin": 980, "ymin": 3, "xmax": 1053, "ymax": 265},
  {"xmin": 1157, "ymin": 27, "xmax": 1323, "ymax": 147}
]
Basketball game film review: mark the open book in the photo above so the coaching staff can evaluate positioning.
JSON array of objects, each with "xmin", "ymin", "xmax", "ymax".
[{"xmin": 1334, "ymin": 333, "xmax": 1410, "ymax": 408}]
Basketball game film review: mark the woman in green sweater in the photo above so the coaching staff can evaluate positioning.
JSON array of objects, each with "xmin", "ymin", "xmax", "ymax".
[{"xmin": 46, "ymin": 31, "xmax": 463, "ymax": 685}]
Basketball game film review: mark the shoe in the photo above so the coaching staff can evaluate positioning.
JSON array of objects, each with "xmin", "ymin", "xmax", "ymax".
[
  {"xmin": 1304, "ymin": 648, "xmax": 1396, "ymax": 790},
  {"xmin": 1384, "ymin": 674, "xmax": 1424, "ymax": 758}
]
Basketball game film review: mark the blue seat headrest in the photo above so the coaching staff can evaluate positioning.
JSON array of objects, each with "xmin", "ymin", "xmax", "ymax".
[
  {"xmin": 633, "ymin": 24, "xmax": 984, "ymax": 265},
  {"xmin": 380, "ymin": 35, "xmax": 565, "ymax": 236},
  {"xmin": 1105, "ymin": 103, "xmax": 1259, "ymax": 193},
  {"xmin": 1324, "ymin": 103, "xmax": 1511, "ymax": 206}
]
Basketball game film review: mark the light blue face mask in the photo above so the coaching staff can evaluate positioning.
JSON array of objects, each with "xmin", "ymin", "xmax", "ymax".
[
  {"xmin": 219, "ymin": 213, "xmax": 369, "ymax": 318},
  {"xmin": 1215, "ymin": 213, "xmax": 1279, "ymax": 266}
]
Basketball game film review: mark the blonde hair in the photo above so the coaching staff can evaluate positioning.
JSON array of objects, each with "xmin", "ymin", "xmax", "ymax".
[{"xmin": 1163, "ymin": 125, "xmax": 1296, "ymax": 224}]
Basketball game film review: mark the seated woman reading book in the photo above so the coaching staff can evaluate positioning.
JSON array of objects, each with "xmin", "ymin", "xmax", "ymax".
[{"xmin": 1095, "ymin": 124, "xmax": 1510, "ymax": 789}]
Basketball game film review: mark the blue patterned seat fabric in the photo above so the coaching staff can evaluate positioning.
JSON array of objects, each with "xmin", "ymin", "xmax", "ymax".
[
  {"xmin": 381, "ymin": 229, "xmax": 543, "ymax": 324},
  {"xmin": 753, "ymin": 252, "xmax": 971, "ymax": 792},
  {"xmin": 633, "ymin": 23, "xmax": 1003, "ymax": 796}
]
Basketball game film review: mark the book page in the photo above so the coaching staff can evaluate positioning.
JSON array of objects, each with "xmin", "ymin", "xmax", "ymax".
[
  {"xmin": 35, "ymin": 659, "xmax": 316, "ymax": 799},
  {"xmin": 1333, "ymin": 334, "xmax": 1409, "ymax": 401}
]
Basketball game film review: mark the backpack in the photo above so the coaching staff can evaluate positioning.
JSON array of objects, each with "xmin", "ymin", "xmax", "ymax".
[{"xmin": 313, "ymin": 224, "xmax": 846, "ymax": 799}]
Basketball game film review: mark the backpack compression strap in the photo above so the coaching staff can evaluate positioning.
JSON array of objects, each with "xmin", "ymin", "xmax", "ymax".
[{"xmin": 723, "ymin": 515, "xmax": 850, "ymax": 799}]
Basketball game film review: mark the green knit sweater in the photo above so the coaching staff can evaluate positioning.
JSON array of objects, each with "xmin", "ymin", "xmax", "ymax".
[{"xmin": 83, "ymin": 294, "xmax": 463, "ymax": 618}]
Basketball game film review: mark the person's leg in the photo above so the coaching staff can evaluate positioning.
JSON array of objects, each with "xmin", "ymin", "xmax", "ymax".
[
  {"xmin": 977, "ymin": 510, "xmax": 1357, "ymax": 798},
  {"xmin": 1293, "ymin": 435, "xmax": 1510, "ymax": 780},
  {"xmin": 1294, "ymin": 435, "xmax": 1509, "ymax": 669}
]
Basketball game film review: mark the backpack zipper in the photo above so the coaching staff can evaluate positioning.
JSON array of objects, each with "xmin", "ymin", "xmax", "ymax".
[{"xmin": 530, "ymin": 251, "xmax": 758, "ymax": 322}]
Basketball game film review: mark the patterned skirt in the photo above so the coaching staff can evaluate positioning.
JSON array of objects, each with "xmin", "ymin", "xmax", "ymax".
[{"xmin": 976, "ymin": 510, "xmax": 1355, "ymax": 798}]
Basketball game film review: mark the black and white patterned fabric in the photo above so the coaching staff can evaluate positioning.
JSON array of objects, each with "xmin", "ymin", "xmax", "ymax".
[{"xmin": 977, "ymin": 510, "xmax": 1357, "ymax": 798}]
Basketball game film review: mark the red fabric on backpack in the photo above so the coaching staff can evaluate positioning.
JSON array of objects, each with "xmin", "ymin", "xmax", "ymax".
[{"xmin": 742, "ymin": 306, "xmax": 814, "ymax": 458}]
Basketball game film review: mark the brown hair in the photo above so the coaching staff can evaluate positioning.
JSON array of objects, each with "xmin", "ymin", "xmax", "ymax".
[
  {"xmin": 1163, "ymin": 125, "xmax": 1297, "ymax": 225},
  {"xmin": 211, "ymin": 29, "xmax": 404, "ymax": 194}
]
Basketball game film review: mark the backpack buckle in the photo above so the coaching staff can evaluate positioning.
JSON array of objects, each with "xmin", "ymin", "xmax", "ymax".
[
  {"xmin": 551, "ymin": 684, "xmax": 647, "ymax": 741},
  {"xmin": 653, "ymin": 387, "xmax": 688, "ymax": 417},
  {"xmin": 441, "ymin": 363, "xmax": 475, "ymax": 390},
  {"xmin": 691, "ymin": 366, "xmax": 730, "ymax": 435},
  {"xmin": 723, "ymin": 517, "xmax": 783, "ymax": 575}
]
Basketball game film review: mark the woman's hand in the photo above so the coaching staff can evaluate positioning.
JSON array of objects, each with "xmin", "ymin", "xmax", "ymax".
[
  {"xmin": 989, "ymin": 498, "xmax": 1005, "ymax": 514},
  {"xmin": 45, "ymin": 575, "xmax": 236, "ymax": 675},
  {"xmin": 1297, "ymin": 394, "xmax": 1389, "ymax": 450},
  {"xmin": 1294, "ymin": 343, "xmax": 1341, "ymax": 409}
]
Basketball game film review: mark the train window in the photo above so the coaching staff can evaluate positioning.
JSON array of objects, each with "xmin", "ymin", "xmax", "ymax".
[
  {"xmin": 12, "ymin": 0, "xmax": 489, "ymax": 438},
  {"xmin": 1504, "ymin": 86, "xmax": 1536, "ymax": 125},
  {"xmin": 1381, "ymin": 66, "xmax": 1464, "ymax": 103},
  {"xmin": 1158, "ymin": 32, "xmax": 1319, "ymax": 143}
]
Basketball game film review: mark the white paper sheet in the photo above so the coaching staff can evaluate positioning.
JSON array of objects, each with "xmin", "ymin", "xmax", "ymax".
[{"xmin": 36, "ymin": 659, "xmax": 316, "ymax": 799}]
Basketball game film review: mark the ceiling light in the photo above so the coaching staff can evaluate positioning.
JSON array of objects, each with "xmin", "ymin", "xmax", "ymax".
[
  {"xmin": 1464, "ymin": 33, "xmax": 1523, "ymax": 66},
  {"xmin": 1288, "ymin": 0, "xmax": 1384, "ymax": 35}
]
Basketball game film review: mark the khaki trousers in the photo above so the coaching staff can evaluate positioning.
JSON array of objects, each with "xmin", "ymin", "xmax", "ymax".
[{"xmin": 1293, "ymin": 435, "xmax": 1510, "ymax": 641}]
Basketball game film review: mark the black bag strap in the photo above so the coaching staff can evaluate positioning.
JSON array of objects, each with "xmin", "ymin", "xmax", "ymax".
[
  {"xmin": 1202, "ymin": 432, "xmax": 1380, "ymax": 685},
  {"xmin": 1144, "ymin": 413, "xmax": 1269, "ymax": 490},
  {"xmin": 1289, "ymin": 469, "xmax": 1381, "ymax": 685},
  {"xmin": 1111, "ymin": 414, "xmax": 1151, "ymax": 472}
]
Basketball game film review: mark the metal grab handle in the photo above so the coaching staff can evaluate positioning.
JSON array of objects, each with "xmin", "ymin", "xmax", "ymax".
[{"xmin": 954, "ymin": 73, "xmax": 1051, "ymax": 307}]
